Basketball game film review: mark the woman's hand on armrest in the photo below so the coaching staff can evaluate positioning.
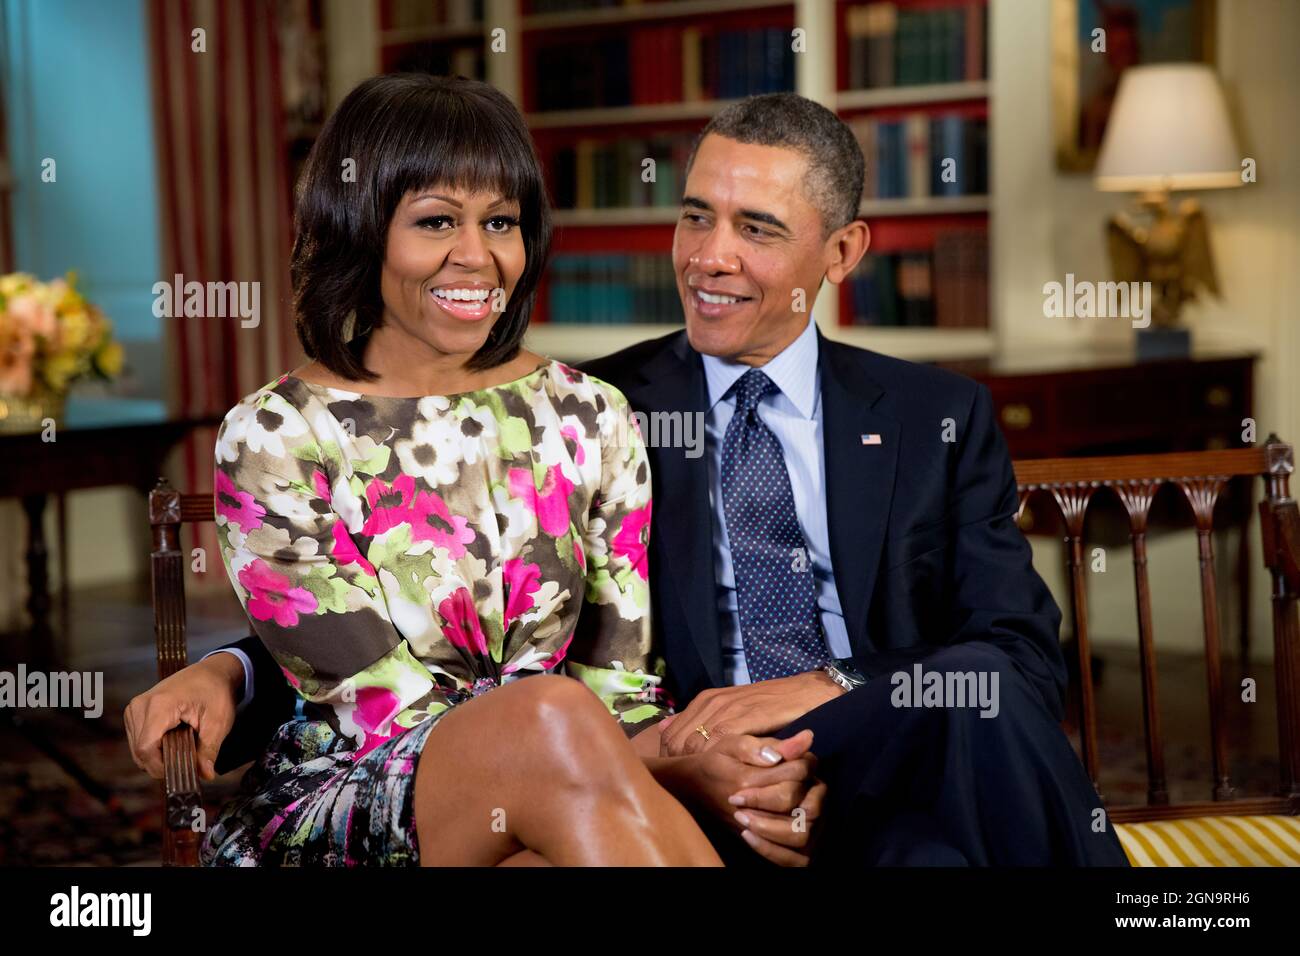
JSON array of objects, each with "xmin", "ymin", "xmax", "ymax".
[{"xmin": 124, "ymin": 653, "xmax": 245, "ymax": 782}]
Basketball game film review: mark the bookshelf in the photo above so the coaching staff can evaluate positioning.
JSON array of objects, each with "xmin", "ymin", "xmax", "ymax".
[{"xmin": 321, "ymin": 0, "xmax": 996, "ymax": 363}]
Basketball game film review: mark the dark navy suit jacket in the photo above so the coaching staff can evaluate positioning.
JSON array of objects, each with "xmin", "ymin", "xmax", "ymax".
[{"xmin": 214, "ymin": 329, "xmax": 1067, "ymax": 773}]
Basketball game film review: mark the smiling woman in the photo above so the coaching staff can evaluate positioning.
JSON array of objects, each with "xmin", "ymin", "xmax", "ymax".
[
  {"xmin": 124, "ymin": 73, "xmax": 728, "ymax": 868},
  {"xmin": 290, "ymin": 73, "xmax": 551, "ymax": 389}
]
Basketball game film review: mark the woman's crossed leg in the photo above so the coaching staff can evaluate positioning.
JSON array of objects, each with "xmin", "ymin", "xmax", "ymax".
[{"xmin": 412, "ymin": 674, "xmax": 723, "ymax": 866}]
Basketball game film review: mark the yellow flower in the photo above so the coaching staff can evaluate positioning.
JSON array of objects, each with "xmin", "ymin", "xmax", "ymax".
[
  {"xmin": 94, "ymin": 340, "xmax": 124, "ymax": 378},
  {"xmin": 57, "ymin": 308, "xmax": 91, "ymax": 350},
  {"xmin": 42, "ymin": 352, "xmax": 82, "ymax": 392},
  {"xmin": 1, "ymin": 271, "xmax": 121, "ymax": 392},
  {"xmin": 0, "ymin": 273, "xmax": 35, "ymax": 298}
]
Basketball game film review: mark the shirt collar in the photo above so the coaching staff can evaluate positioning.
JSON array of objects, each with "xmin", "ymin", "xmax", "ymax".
[{"xmin": 702, "ymin": 316, "xmax": 820, "ymax": 420}]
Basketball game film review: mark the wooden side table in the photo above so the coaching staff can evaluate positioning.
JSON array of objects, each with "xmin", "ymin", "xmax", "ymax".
[{"xmin": 0, "ymin": 406, "xmax": 223, "ymax": 667}]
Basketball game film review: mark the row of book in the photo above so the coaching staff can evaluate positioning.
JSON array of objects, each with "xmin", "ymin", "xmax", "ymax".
[
  {"xmin": 533, "ymin": 26, "xmax": 794, "ymax": 111},
  {"xmin": 545, "ymin": 235, "xmax": 987, "ymax": 328},
  {"xmin": 545, "ymin": 118, "xmax": 987, "ymax": 209},
  {"xmin": 384, "ymin": 0, "xmax": 483, "ymax": 29},
  {"xmin": 550, "ymin": 136, "xmax": 692, "ymax": 209},
  {"xmin": 845, "ymin": 2, "xmax": 987, "ymax": 89},
  {"xmin": 546, "ymin": 254, "xmax": 680, "ymax": 324},
  {"xmin": 847, "ymin": 230, "xmax": 988, "ymax": 329},
  {"xmin": 850, "ymin": 114, "xmax": 987, "ymax": 200}
]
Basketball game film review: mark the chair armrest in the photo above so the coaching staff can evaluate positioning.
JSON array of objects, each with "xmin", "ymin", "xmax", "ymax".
[{"xmin": 161, "ymin": 725, "xmax": 204, "ymax": 866}]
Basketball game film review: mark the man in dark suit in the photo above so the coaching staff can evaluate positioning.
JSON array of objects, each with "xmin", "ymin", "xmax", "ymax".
[
  {"xmin": 130, "ymin": 93, "xmax": 1128, "ymax": 866},
  {"xmin": 573, "ymin": 95, "xmax": 1126, "ymax": 866}
]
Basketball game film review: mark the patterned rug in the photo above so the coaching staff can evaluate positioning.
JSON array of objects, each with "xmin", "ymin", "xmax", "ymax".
[{"xmin": 0, "ymin": 711, "xmax": 242, "ymax": 867}]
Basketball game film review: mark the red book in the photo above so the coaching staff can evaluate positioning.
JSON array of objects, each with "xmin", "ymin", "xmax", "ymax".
[
  {"xmin": 631, "ymin": 31, "xmax": 653, "ymax": 106},
  {"xmin": 663, "ymin": 26, "xmax": 684, "ymax": 103},
  {"xmin": 649, "ymin": 27, "xmax": 668, "ymax": 104},
  {"xmin": 965, "ymin": 3, "xmax": 984, "ymax": 82}
]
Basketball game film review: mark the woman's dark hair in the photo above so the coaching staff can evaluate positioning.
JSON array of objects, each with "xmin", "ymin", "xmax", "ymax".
[{"xmin": 291, "ymin": 73, "xmax": 552, "ymax": 379}]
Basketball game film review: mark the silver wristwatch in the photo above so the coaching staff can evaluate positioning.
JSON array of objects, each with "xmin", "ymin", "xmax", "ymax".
[{"xmin": 824, "ymin": 659, "xmax": 867, "ymax": 692}]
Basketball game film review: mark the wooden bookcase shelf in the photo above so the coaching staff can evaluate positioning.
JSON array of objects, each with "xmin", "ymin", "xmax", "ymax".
[
  {"xmin": 552, "ymin": 207, "xmax": 682, "ymax": 226},
  {"xmin": 379, "ymin": 24, "xmax": 484, "ymax": 45},
  {"xmin": 837, "ymin": 79, "xmax": 988, "ymax": 109},
  {"xmin": 861, "ymin": 195, "xmax": 989, "ymax": 217},
  {"xmin": 526, "ymin": 99, "xmax": 744, "ymax": 129}
]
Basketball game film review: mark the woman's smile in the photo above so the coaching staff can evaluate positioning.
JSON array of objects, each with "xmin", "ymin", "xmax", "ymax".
[{"xmin": 428, "ymin": 281, "xmax": 496, "ymax": 322}]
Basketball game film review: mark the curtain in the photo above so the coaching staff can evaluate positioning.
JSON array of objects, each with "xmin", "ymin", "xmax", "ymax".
[{"xmin": 148, "ymin": 0, "xmax": 300, "ymax": 591}]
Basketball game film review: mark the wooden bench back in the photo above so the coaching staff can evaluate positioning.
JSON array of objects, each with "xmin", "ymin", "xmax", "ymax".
[
  {"xmin": 1013, "ymin": 433, "xmax": 1300, "ymax": 823},
  {"xmin": 147, "ymin": 435, "xmax": 1300, "ymax": 863}
]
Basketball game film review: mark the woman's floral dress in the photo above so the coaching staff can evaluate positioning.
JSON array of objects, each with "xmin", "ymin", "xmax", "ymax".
[{"xmin": 201, "ymin": 359, "xmax": 667, "ymax": 866}]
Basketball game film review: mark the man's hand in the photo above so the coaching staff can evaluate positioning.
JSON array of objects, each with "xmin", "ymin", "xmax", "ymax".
[
  {"xmin": 124, "ymin": 654, "xmax": 244, "ymax": 782},
  {"xmin": 675, "ymin": 729, "xmax": 825, "ymax": 866},
  {"xmin": 658, "ymin": 671, "xmax": 843, "ymax": 757}
]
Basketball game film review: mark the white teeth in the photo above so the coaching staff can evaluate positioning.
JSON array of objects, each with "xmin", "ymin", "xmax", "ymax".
[
  {"xmin": 433, "ymin": 288, "xmax": 490, "ymax": 301},
  {"xmin": 697, "ymin": 290, "xmax": 744, "ymax": 305}
]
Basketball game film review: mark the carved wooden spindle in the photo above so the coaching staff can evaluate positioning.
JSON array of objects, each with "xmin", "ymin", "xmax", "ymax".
[
  {"xmin": 1015, "ymin": 487, "xmax": 1032, "ymax": 527},
  {"xmin": 1113, "ymin": 479, "xmax": 1169, "ymax": 805},
  {"xmin": 1049, "ymin": 482, "xmax": 1101, "ymax": 791},
  {"xmin": 149, "ymin": 477, "xmax": 203, "ymax": 866},
  {"xmin": 1178, "ymin": 474, "xmax": 1234, "ymax": 801},
  {"xmin": 1260, "ymin": 436, "xmax": 1300, "ymax": 805}
]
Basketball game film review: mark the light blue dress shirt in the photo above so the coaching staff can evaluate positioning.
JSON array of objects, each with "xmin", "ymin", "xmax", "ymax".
[{"xmin": 702, "ymin": 316, "xmax": 852, "ymax": 686}]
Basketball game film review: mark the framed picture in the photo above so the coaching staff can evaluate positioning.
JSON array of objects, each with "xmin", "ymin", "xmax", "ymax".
[{"xmin": 1052, "ymin": 0, "xmax": 1216, "ymax": 172}]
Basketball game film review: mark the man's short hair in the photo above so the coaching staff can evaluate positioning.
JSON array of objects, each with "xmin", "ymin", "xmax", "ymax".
[
  {"xmin": 685, "ymin": 93, "xmax": 865, "ymax": 235},
  {"xmin": 291, "ymin": 73, "xmax": 552, "ymax": 380}
]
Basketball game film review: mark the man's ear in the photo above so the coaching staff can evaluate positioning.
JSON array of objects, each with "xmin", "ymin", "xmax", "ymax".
[{"xmin": 824, "ymin": 219, "xmax": 870, "ymax": 285}]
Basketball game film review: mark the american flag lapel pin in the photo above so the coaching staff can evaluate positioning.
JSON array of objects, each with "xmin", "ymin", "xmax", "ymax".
[{"xmin": 861, "ymin": 433, "xmax": 882, "ymax": 445}]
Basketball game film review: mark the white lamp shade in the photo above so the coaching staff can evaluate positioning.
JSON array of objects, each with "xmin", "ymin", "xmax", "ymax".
[{"xmin": 1095, "ymin": 64, "xmax": 1242, "ymax": 192}]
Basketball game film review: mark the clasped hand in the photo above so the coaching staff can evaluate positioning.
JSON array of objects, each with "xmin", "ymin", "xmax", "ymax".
[
  {"xmin": 659, "ymin": 670, "xmax": 843, "ymax": 757},
  {"xmin": 679, "ymin": 728, "xmax": 827, "ymax": 866},
  {"xmin": 659, "ymin": 673, "xmax": 843, "ymax": 865}
]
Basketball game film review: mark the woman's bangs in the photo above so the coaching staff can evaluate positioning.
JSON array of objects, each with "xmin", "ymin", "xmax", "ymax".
[{"xmin": 396, "ymin": 101, "xmax": 532, "ymax": 207}]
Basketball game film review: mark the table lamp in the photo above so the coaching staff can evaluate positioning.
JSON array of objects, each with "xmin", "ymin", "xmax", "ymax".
[{"xmin": 1095, "ymin": 63, "xmax": 1242, "ymax": 359}]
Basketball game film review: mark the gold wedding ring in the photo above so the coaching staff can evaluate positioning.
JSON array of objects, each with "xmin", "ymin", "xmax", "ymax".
[{"xmin": 695, "ymin": 725, "xmax": 711, "ymax": 741}]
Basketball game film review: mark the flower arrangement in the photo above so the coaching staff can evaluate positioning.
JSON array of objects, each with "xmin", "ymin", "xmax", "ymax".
[{"xmin": 0, "ymin": 271, "xmax": 123, "ymax": 429}]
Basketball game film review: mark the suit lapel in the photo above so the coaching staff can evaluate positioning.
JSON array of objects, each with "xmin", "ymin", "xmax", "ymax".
[
  {"xmin": 624, "ymin": 333, "xmax": 724, "ymax": 687},
  {"xmin": 817, "ymin": 332, "xmax": 899, "ymax": 657}
]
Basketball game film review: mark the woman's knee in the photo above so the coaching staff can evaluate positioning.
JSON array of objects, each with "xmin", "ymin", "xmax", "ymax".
[
  {"xmin": 413, "ymin": 677, "xmax": 623, "ymax": 820},
  {"xmin": 497, "ymin": 675, "xmax": 638, "ymax": 788},
  {"xmin": 433, "ymin": 675, "xmax": 630, "ymax": 779}
]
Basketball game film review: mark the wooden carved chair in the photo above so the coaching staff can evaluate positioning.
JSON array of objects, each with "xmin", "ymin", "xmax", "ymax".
[{"xmin": 148, "ymin": 435, "xmax": 1300, "ymax": 866}]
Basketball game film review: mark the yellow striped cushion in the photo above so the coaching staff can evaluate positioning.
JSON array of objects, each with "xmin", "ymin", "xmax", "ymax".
[{"xmin": 1115, "ymin": 815, "xmax": 1300, "ymax": 866}]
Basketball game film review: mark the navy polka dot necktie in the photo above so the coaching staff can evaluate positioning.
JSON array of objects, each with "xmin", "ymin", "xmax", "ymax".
[{"xmin": 719, "ymin": 368, "xmax": 831, "ymax": 682}]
